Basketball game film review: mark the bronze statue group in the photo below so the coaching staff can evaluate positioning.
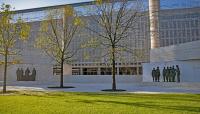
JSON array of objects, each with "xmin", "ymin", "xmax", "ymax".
[
  {"xmin": 16, "ymin": 68, "xmax": 36, "ymax": 81},
  {"xmin": 152, "ymin": 65, "xmax": 180, "ymax": 82}
]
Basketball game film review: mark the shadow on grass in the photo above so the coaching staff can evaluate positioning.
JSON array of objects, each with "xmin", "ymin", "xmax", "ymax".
[
  {"xmin": 70, "ymin": 92, "xmax": 200, "ymax": 102},
  {"xmin": 101, "ymin": 89, "xmax": 126, "ymax": 92},
  {"xmin": 153, "ymin": 94, "xmax": 200, "ymax": 102},
  {"xmin": 48, "ymin": 86, "xmax": 75, "ymax": 89},
  {"xmin": 68, "ymin": 92, "xmax": 133, "ymax": 97},
  {"xmin": 0, "ymin": 90, "xmax": 18, "ymax": 95},
  {"xmin": 77, "ymin": 100, "xmax": 200, "ymax": 112}
]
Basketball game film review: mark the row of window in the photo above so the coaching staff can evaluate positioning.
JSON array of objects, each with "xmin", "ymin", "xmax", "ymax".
[
  {"xmin": 72, "ymin": 62, "xmax": 142, "ymax": 67},
  {"xmin": 160, "ymin": 37, "xmax": 200, "ymax": 47},
  {"xmin": 160, "ymin": 20, "xmax": 199, "ymax": 29},
  {"xmin": 160, "ymin": 29, "xmax": 200, "ymax": 38},
  {"xmin": 72, "ymin": 67, "xmax": 143, "ymax": 75},
  {"xmin": 160, "ymin": 13, "xmax": 200, "ymax": 20}
]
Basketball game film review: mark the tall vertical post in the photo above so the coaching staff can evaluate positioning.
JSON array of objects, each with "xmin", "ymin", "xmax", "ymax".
[
  {"xmin": 117, "ymin": 67, "xmax": 119, "ymax": 75},
  {"xmin": 63, "ymin": 8, "xmax": 66, "ymax": 51},
  {"xmin": 80, "ymin": 67, "xmax": 83, "ymax": 75},
  {"xmin": 97, "ymin": 67, "xmax": 101, "ymax": 75},
  {"xmin": 149, "ymin": 0, "xmax": 160, "ymax": 48}
]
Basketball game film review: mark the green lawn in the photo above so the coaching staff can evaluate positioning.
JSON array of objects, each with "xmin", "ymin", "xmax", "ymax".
[{"xmin": 0, "ymin": 91, "xmax": 200, "ymax": 114}]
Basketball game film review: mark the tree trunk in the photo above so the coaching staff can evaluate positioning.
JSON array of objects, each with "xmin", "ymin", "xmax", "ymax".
[
  {"xmin": 3, "ymin": 50, "xmax": 8, "ymax": 93},
  {"xmin": 60, "ymin": 59, "xmax": 64, "ymax": 88},
  {"xmin": 112, "ymin": 47, "xmax": 116, "ymax": 90}
]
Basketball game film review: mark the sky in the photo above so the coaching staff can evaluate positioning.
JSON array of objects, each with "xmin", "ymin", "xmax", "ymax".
[
  {"xmin": 0, "ymin": 0, "xmax": 92, "ymax": 10},
  {"xmin": 1, "ymin": 0, "xmax": 200, "ymax": 11}
]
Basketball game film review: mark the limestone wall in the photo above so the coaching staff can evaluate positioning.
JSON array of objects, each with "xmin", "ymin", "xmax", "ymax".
[
  {"xmin": 143, "ymin": 40, "xmax": 200, "ymax": 82},
  {"xmin": 0, "ymin": 64, "xmax": 59, "ymax": 83},
  {"xmin": 0, "ymin": 63, "xmax": 142, "ymax": 84},
  {"xmin": 142, "ymin": 60, "xmax": 200, "ymax": 82},
  {"xmin": 150, "ymin": 40, "xmax": 200, "ymax": 62},
  {"xmin": 63, "ymin": 75, "xmax": 142, "ymax": 83}
]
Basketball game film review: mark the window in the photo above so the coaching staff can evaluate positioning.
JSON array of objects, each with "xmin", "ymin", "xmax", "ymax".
[
  {"xmin": 195, "ymin": 20, "xmax": 199, "ymax": 27},
  {"xmin": 53, "ymin": 65, "xmax": 61, "ymax": 75},
  {"xmin": 187, "ymin": 30, "xmax": 191, "ymax": 37},
  {"xmin": 174, "ymin": 39, "xmax": 178, "ymax": 44},
  {"xmin": 186, "ymin": 21, "xmax": 190, "ymax": 28},
  {"xmin": 178, "ymin": 22, "xmax": 182, "ymax": 28},
  {"xmin": 196, "ymin": 29, "xmax": 199, "ymax": 36},
  {"xmin": 166, "ymin": 31, "xmax": 169, "ymax": 38},
  {"xmin": 72, "ymin": 68, "xmax": 80, "ymax": 75},
  {"xmin": 173, "ymin": 21, "xmax": 177, "ymax": 28},
  {"xmin": 165, "ymin": 39, "xmax": 169, "ymax": 46},
  {"xmin": 119, "ymin": 67, "xmax": 142, "ymax": 75},
  {"xmin": 170, "ymin": 30, "xmax": 173, "ymax": 37},
  {"xmin": 182, "ymin": 30, "xmax": 186, "ymax": 37},
  {"xmin": 174, "ymin": 30, "xmax": 177, "ymax": 37},
  {"xmin": 101, "ymin": 68, "xmax": 112, "ymax": 75},
  {"xmin": 83, "ymin": 68, "xmax": 98, "ymax": 75},
  {"xmin": 161, "ymin": 39, "xmax": 165, "ymax": 47}
]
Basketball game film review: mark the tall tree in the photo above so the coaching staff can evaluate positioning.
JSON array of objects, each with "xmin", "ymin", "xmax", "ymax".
[
  {"xmin": 0, "ymin": 4, "xmax": 30, "ymax": 93},
  {"xmin": 36, "ymin": 6, "xmax": 82, "ymax": 88},
  {"xmin": 84, "ymin": 0, "xmax": 143, "ymax": 91}
]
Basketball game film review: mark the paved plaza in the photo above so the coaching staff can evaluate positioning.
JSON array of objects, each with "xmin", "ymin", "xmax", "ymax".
[{"xmin": 1, "ymin": 82, "xmax": 200, "ymax": 94}]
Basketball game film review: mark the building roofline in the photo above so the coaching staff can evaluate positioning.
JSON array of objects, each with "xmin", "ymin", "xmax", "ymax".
[
  {"xmin": 14, "ymin": 1, "xmax": 94, "ymax": 13},
  {"xmin": 13, "ymin": 0, "xmax": 200, "ymax": 14},
  {"xmin": 13, "ymin": 0, "xmax": 136, "ymax": 14}
]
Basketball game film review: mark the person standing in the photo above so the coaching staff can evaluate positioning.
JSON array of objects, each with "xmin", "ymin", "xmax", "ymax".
[
  {"xmin": 162, "ymin": 67, "xmax": 166, "ymax": 82},
  {"xmin": 152, "ymin": 68, "xmax": 156, "ymax": 82},
  {"xmin": 176, "ymin": 65, "xmax": 181, "ymax": 82},
  {"xmin": 156, "ymin": 67, "xmax": 160, "ymax": 82}
]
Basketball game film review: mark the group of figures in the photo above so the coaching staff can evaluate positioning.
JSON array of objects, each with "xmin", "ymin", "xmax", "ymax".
[
  {"xmin": 16, "ymin": 68, "xmax": 36, "ymax": 81},
  {"xmin": 152, "ymin": 65, "xmax": 181, "ymax": 82}
]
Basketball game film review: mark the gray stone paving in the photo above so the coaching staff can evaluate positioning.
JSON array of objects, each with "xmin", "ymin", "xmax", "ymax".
[{"xmin": 1, "ymin": 82, "xmax": 200, "ymax": 94}]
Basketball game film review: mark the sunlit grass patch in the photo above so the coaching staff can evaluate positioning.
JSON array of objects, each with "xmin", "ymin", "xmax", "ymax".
[{"xmin": 0, "ymin": 91, "xmax": 200, "ymax": 114}]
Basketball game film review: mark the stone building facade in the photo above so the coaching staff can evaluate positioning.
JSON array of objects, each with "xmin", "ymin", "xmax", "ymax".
[{"xmin": 1, "ymin": 0, "xmax": 200, "ymax": 83}]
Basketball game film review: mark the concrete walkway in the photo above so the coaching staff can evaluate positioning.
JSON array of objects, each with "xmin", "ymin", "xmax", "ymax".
[{"xmin": 1, "ymin": 82, "xmax": 200, "ymax": 94}]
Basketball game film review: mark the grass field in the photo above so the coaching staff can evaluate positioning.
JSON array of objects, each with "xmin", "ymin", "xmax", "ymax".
[{"xmin": 0, "ymin": 91, "xmax": 200, "ymax": 114}]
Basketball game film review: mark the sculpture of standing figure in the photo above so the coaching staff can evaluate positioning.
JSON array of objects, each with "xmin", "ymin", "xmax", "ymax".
[
  {"xmin": 152, "ymin": 68, "xmax": 156, "ymax": 82},
  {"xmin": 172, "ymin": 66, "xmax": 176, "ymax": 82},
  {"xmin": 162, "ymin": 67, "xmax": 166, "ymax": 82},
  {"xmin": 169, "ymin": 67, "xmax": 171, "ymax": 82},
  {"xmin": 169, "ymin": 67, "xmax": 173, "ymax": 82},
  {"xmin": 20, "ymin": 68, "xmax": 24, "ymax": 80},
  {"xmin": 166, "ymin": 67, "xmax": 169, "ymax": 82},
  {"xmin": 32, "ymin": 68, "xmax": 36, "ymax": 81},
  {"xmin": 176, "ymin": 65, "xmax": 181, "ymax": 82},
  {"xmin": 16, "ymin": 68, "xmax": 20, "ymax": 81},
  {"xmin": 25, "ymin": 67, "xmax": 30, "ymax": 77},
  {"xmin": 156, "ymin": 67, "xmax": 160, "ymax": 82}
]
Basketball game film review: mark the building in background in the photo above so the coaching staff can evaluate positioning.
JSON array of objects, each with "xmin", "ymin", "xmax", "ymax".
[
  {"xmin": 143, "ymin": 0, "xmax": 200, "ymax": 82},
  {"xmin": 0, "ymin": 0, "xmax": 200, "ymax": 83}
]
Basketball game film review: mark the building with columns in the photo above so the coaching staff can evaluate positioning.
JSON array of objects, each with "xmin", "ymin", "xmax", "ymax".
[{"xmin": 0, "ymin": 0, "xmax": 200, "ymax": 84}]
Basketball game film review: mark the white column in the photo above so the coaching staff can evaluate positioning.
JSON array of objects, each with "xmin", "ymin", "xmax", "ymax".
[
  {"xmin": 80, "ymin": 68, "xmax": 83, "ymax": 75},
  {"xmin": 149, "ymin": 0, "xmax": 160, "ymax": 48},
  {"xmin": 97, "ymin": 67, "xmax": 101, "ymax": 75},
  {"xmin": 117, "ymin": 67, "xmax": 120, "ymax": 75}
]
